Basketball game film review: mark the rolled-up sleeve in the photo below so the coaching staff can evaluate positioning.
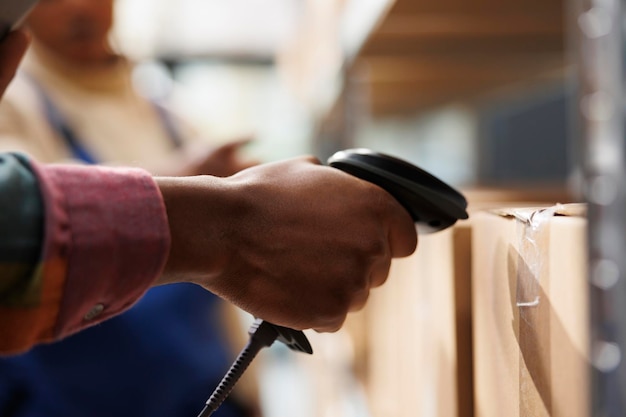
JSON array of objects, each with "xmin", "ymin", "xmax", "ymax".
[{"xmin": 0, "ymin": 153, "xmax": 171, "ymax": 354}]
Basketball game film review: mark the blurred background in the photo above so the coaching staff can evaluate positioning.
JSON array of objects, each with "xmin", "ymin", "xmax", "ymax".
[
  {"xmin": 110, "ymin": 0, "xmax": 578, "ymax": 416},
  {"xmin": 113, "ymin": 0, "xmax": 570, "ymax": 189}
]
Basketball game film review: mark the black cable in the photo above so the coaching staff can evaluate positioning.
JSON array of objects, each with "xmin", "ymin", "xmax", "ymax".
[{"xmin": 196, "ymin": 319, "xmax": 279, "ymax": 417}]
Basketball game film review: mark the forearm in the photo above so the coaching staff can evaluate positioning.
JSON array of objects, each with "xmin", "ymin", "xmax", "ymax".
[
  {"xmin": 0, "ymin": 153, "xmax": 171, "ymax": 354},
  {"xmin": 0, "ymin": 154, "xmax": 417, "ymax": 354}
]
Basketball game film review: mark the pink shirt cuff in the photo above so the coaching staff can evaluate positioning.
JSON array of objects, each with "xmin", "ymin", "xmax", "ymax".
[{"xmin": 30, "ymin": 161, "xmax": 171, "ymax": 340}]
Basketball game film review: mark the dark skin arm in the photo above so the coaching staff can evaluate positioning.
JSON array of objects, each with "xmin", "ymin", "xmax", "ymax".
[
  {"xmin": 155, "ymin": 156, "xmax": 418, "ymax": 333},
  {"xmin": 0, "ymin": 29, "xmax": 419, "ymax": 336}
]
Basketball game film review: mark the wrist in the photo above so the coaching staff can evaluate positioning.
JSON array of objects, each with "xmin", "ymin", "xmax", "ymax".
[{"xmin": 153, "ymin": 175, "xmax": 240, "ymax": 287}]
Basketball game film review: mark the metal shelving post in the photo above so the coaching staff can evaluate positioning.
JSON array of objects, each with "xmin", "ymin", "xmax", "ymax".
[{"xmin": 576, "ymin": 0, "xmax": 626, "ymax": 415}]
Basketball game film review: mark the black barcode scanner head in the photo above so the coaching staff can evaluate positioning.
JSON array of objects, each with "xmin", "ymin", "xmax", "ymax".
[{"xmin": 327, "ymin": 148, "xmax": 469, "ymax": 233}]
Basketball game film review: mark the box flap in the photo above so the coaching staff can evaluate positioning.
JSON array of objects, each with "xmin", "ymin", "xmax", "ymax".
[{"xmin": 489, "ymin": 203, "xmax": 586, "ymax": 224}]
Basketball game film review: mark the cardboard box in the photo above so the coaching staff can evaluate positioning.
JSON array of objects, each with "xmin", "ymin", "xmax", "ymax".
[
  {"xmin": 462, "ymin": 186, "xmax": 576, "ymax": 213},
  {"xmin": 472, "ymin": 204, "xmax": 589, "ymax": 417},
  {"xmin": 346, "ymin": 188, "xmax": 576, "ymax": 417},
  {"xmin": 361, "ymin": 221, "xmax": 472, "ymax": 417},
  {"xmin": 284, "ymin": 187, "xmax": 574, "ymax": 417}
]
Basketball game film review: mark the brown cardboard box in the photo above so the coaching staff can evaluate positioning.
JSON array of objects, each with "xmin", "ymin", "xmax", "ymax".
[
  {"xmin": 350, "ymin": 188, "xmax": 576, "ymax": 417},
  {"xmin": 472, "ymin": 204, "xmax": 589, "ymax": 417},
  {"xmin": 259, "ymin": 191, "xmax": 580, "ymax": 417},
  {"xmin": 362, "ymin": 222, "xmax": 472, "ymax": 417},
  {"xmin": 462, "ymin": 187, "xmax": 575, "ymax": 211}
]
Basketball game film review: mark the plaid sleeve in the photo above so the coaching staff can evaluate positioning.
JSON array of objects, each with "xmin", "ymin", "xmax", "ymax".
[
  {"xmin": 0, "ymin": 153, "xmax": 45, "ymax": 307},
  {"xmin": 0, "ymin": 153, "xmax": 171, "ymax": 355}
]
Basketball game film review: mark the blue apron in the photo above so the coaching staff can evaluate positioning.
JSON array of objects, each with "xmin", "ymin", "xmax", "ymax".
[{"xmin": 0, "ymin": 79, "xmax": 250, "ymax": 417}]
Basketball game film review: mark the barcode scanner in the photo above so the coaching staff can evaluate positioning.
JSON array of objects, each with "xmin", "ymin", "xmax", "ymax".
[
  {"xmin": 328, "ymin": 149, "xmax": 468, "ymax": 233},
  {"xmin": 196, "ymin": 149, "xmax": 469, "ymax": 417}
]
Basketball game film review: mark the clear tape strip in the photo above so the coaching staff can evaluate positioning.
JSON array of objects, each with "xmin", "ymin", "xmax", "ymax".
[{"xmin": 515, "ymin": 205, "xmax": 560, "ymax": 308}]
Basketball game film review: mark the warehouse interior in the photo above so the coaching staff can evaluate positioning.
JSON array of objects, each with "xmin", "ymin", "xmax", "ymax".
[
  {"xmin": 114, "ymin": 0, "xmax": 625, "ymax": 415},
  {"xmin": 3, "ymin": 0, "xmax": 623, "ymax": 416}
]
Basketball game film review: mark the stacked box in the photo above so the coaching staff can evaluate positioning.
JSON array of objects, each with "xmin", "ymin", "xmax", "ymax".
[
  {"xmin": 313, "ymin": 189, "xmax": 578, "ymax": 417},
  {"xmin": 472, "ymin": 204, "xmax": 589, "ymax": 417}
]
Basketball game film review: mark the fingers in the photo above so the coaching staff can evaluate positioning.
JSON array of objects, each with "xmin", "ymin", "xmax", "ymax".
[
  {"xmin": 369, "ymin": 253, "xmax": 392, "ymax": 288},
  {"xmin": 216, "ymin": 136, "xmax": 254, "ymax": 154},
  {"xmin": 388, "ymin": 207, "xmax": 418, "ymax": 258},
  {"xmin": 0, "ymin": 29, "xmax": 29, "ymax": 98},
  {"xmin": 325, "ymin": 158, "xmax": 418, "ymax": 259},
  {"xmin": 376, "ymin": 186, "xmax": 418, "ymax": 258},
  {"xmin": 227, "ymin": 136, "xmax": 254, "ymax": 148}
]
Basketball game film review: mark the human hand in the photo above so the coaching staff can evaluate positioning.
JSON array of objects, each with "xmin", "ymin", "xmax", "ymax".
[
  {"xmin": 0, "ymin": 30, "xmax": 29, "ymax": 99},
  {"xmin": 180, "ymin": 137, "xmax": 259, "ymax": 177},
  {"xmin": 155, "ymin": 156, "xmax": 417, "ymax": 332}
]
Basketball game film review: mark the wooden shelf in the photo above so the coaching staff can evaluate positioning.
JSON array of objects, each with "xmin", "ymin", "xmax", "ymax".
[{"xmin": 353, "ymin": 0, "xmax": 566, "ymax": 116}]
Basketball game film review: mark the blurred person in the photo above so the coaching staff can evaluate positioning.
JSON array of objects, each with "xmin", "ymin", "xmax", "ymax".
[
  {"xmin": 0, "ymin": 0, "xmax": 251, "ymax": 176},
  {"xmin": 0, "ymin": 1, "xmax": 263, "ymax": 417}
]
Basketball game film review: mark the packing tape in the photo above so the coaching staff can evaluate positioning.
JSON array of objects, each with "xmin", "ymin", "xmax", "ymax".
[{"xmin": 515, "ymin": 206, "xmax": 558, "ymax": 308}]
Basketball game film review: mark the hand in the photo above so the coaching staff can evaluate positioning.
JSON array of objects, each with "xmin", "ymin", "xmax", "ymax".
[
  {"xmin": 0, "ymin": 30, "xmax": 29, "ymax": 99},
  {"xmin": 179, "ymin": 137, "xmax": 259, "ymax": 177},
  {"xmin": 155, "ymin": 156, "xmax": 417, "ymax": 332}
]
